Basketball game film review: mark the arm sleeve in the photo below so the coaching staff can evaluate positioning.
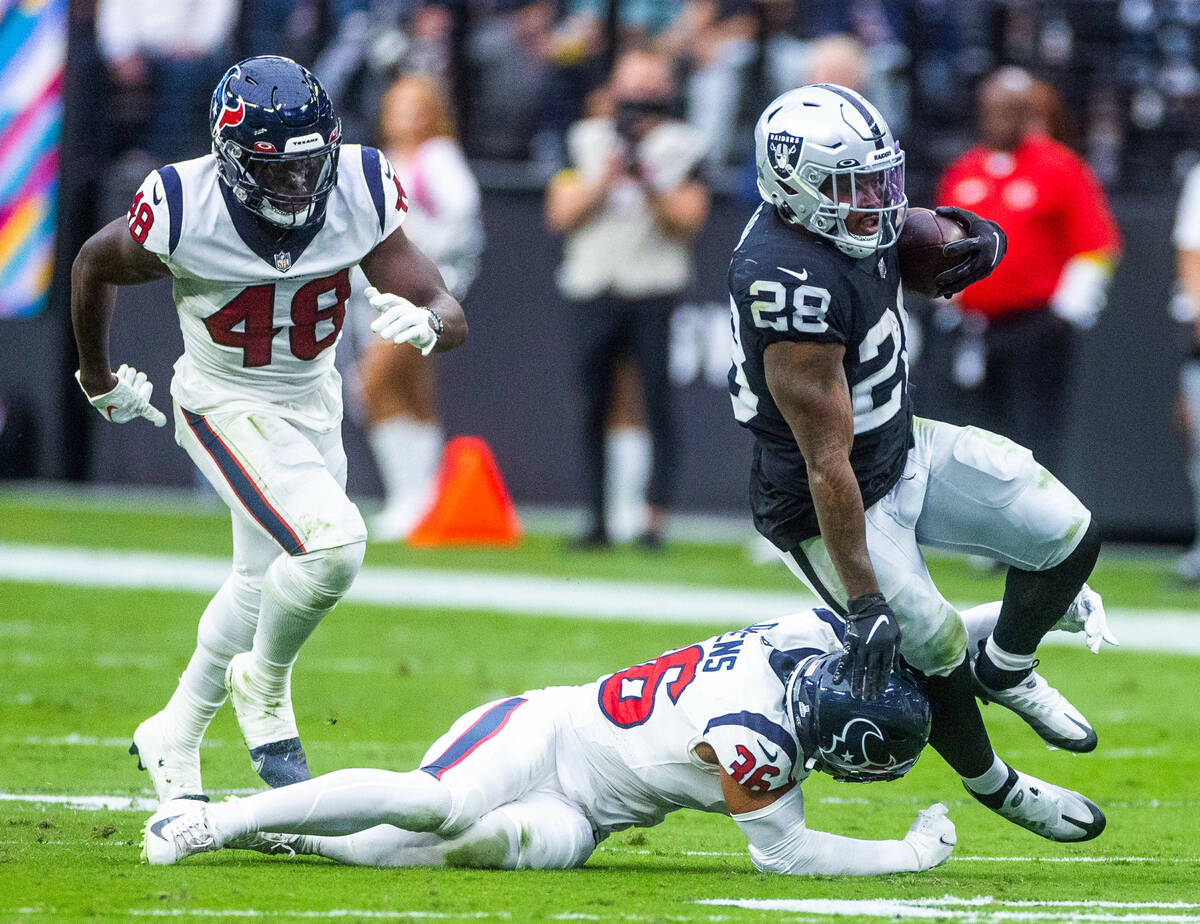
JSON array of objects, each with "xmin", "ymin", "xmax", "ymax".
[
  {"xmin": 960, "ymin": 601, "xmax": 1002, "ymax": 653},
  {"xmin": 735, "ymin": 786, "xmax": 920, "ymax": 876}
]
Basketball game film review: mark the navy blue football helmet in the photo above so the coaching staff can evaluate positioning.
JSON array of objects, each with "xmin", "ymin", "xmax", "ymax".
[
  {"xmin": 210, "ymin": 56, "xmax": 342, "ymax": 229},
  {"xmin": 788, "ymin": 651, "xmax": 930, "ymax": 783}
]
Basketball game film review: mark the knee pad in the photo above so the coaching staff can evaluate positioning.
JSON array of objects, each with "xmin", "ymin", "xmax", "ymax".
[
  {"xmin": 890, "ymin": 578, "xmax": 967, "ymax": 678},
  {"xmin": 281, "ymin": 541, "xmax": 366, "ymax": 611}
]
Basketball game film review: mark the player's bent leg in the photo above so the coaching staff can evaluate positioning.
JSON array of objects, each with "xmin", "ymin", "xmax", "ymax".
[
  {"xmin": 418, "ymin": 693, "xmax": 563, "ymax": 836},
  {"xmin": 227, "ymin": 540, "xmax": 366, "ymax": 787},
  {"xmin": 915, "ymin": 420, "xmax": 1101, "ymax": 751},
  {"xmin": 492, "ymin": 791, "xmax": 598, "ymax": 869},
  {"xmin": 293, "ymin": 792, "xmax": 596, "ymax": 869},
  {"xmin": 133, "ymin": 514, "xmax": 275, "ymax": 805},
  {"xmin": 143, "ymin": 768, "xmax": 457, "ymax": 865}
]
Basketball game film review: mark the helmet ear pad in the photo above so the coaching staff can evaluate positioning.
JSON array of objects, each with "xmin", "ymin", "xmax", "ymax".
[{"xmin": 790, "ymin": 651, "xmax": 931, "ymax": 783}]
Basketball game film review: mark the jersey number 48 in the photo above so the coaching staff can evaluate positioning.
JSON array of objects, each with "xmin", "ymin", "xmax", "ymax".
[{"xmin": 204, "ymin": 268, "xmax": 351, "ymax": 367}]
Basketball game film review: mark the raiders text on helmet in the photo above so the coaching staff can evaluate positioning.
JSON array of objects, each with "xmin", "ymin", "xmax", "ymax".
[{"xmin": 754, "ymin": 84, "xmax": 907, "ymax": 259}]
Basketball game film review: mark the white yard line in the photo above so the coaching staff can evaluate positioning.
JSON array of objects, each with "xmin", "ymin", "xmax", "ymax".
[
  {"xmin": 9, "ymin": 913, "xmax": 515, "ymax": 921},
  {"xmin": 0, "ymin": 542, "xmax": 1196, "ymax": 652},
  {"xmin": 697, "ymin": 897, "xmax": 1200, "ymax": 922}
]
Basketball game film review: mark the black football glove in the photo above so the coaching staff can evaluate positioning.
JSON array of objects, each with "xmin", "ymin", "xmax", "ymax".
[
  {"xmin": 835, "ymin": 592, "xmax": 902, "ymax": 699},
  {"xmin": 932, "ymin": 206, "xmax": 1008, "ymax": 299}
]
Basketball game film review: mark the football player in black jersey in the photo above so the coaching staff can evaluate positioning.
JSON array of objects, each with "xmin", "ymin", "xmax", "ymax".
[{"xmin": 728, "ymin": 84, "xmax": 1114, "ymax": 843}]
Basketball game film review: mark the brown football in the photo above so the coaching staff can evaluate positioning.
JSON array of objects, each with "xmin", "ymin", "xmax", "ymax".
[{"xmin": 896, "ymin": 207, "xmax": 966, "ymax": 297}]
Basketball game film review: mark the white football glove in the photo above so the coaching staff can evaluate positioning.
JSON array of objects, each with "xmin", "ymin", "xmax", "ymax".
[
  {"xmin": 1054, "ymin": 583, "xmax": 1119, "ymax": 653},
  {"xmin": 366, "ymin": 285, "xmax": 438, "ymax": 355},
  {"xmin": 904, "ymin": 802, "xmax": 955, "ymax": 871},
  {"xmin": 75, "ymin": 363, "xmax": 166, "ymax": 427}
]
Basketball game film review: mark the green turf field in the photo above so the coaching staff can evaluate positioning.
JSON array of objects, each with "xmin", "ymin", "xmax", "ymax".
[{"xmin": 2, "ymin": 489, "xmax": 1199, "ymax": 922}]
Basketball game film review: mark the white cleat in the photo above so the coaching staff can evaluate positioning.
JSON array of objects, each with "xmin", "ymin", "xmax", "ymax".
[
  {"xmin": 971, "ymin": 641, "xmax": 1097, "ymax": 753},
  {"xmin": 967, "ymin": 767, "xmax": 1105, "ymax": 842},
  {"xmin": 225, "ymin": 652, "xmax": 311, "ymax": 788},
  {"xmin": 142, "ymin": 801, "xmax": 219, "ymax": 865},
  {"xmin": 975, "ymin": 665, "xmax": 1098, "ymax": 753},
  {"xmin": 130, "ymin": 711, "xmax": 205, "ymax": 805}
]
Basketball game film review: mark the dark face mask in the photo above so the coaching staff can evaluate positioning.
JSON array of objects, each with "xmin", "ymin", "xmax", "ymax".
[{"xmin": 614, "ymin": 97, "xmax": 673, "ymax": 142}]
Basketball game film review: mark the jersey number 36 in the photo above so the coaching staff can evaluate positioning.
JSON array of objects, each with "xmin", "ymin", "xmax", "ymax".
[{"xmin": 205, "ymin": 268, "xmax": 351, "ymax": 367}]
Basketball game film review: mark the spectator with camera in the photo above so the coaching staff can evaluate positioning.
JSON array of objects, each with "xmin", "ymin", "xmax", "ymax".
[{"xmin": 545, "ymin": 47, "xmax": 710, "ymax": 550}]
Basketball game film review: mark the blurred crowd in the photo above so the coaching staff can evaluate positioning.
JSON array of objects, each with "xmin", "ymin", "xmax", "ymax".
[
  {"xmin": 48, "ymin": 0, "xmax": 1200, "ymax": 562},
  {"xmin": 76, "ymin": 0, "xmax": 1200, "ymax": 192}
]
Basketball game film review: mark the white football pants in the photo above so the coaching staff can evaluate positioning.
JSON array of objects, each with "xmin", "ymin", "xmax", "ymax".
[{"xmin": 777, "ymin": 417, "xmax": 1091, "ymax": 677}]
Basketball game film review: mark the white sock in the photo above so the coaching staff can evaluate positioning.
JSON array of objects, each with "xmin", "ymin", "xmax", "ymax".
[
  {"xmin": 163, "ymin": 574, "xmax": 259, "ymax": 751},
  {"xmin": 251, "ymin": 557, "xmax": 328, "ymax": 684},
  {"xmin": 962, "ymin": 754, "xmax": 1010, "ymax": 795},
  {"xmin": 370, "ymin": 417, "xmax": 443, "ymax": 512},
  {"xmin": 208, "ymin": 768, "xmax": 454, "ymax": 844},
  {"xmin": 984, "ymin": 636, "xmax": 1036, "ymax": 673},
  {"xmin": 605, "ymin": 426, "xmax": 650, "ymax": 541},
  {"xmin": 250, "ymin": 543, "xmax": 364, "ymax": 685}
]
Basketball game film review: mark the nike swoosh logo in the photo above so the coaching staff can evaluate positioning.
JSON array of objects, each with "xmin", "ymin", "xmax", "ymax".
[
  {"xmin": 778, "ymin": 266, "xmax": 809, "ymax": 282},
  {"xmin": 990, "ymin": 231, "xmax": 1001, "ymax": 267},
  {"xmin": 152, "ymin": 184, "xmax": 162, "ymax": 205},
  {"xmin": 105, "ymin": 405, "xmax": 117, "ymax": 421},
  {"xmin": 939, "ymin": 835, "xmax": 955, "ymax": 846},
  {"xmin": 150, "ymin": 813, "xmax": 183, "ymax": 840},
  {"xmin": 758, "ymin": 743, "xmax": 779, "ymax": 763},
  {"xmin": 864, "ymin": 616, "xmax": 889, "ymax": 645}
]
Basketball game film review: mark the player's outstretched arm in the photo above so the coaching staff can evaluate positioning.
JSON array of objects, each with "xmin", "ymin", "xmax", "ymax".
[
  {"xmin": 764, "ymin": 340, "xmax": 900, "ymax": 698},
  {"xmin": 721, "ymin": 770, "xmax": 955, "ymax": 876},
  {"xmin": 360, "ymin": 227, "xmax": 466, "ymax": 354},
  {"xmin": 71, "ymin": 216, "xmax": 171, "ymax": 409}
]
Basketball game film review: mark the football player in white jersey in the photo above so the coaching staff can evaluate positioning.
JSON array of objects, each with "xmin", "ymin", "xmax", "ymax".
[
  {"xmin": 141, "ymin": 603, "xmax": 1105, "ymax": 870},
  {"xmin": 70, "ymin": 56, "xmax": 467, "ymax": 805}
]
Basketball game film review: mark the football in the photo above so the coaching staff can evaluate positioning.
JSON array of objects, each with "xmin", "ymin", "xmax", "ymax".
[{"xmin": 896, "ymin": 207, "xmax": 966, "ymax": 297}]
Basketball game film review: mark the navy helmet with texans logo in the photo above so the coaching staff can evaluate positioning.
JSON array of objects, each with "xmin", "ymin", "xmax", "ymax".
[
  {"xmin": 786, "ymin": 650, "xmax": 930, "ymax": 783},
  {"xmin": 210, "ymin": 55, "xmax": 342, "ymax": 229}
]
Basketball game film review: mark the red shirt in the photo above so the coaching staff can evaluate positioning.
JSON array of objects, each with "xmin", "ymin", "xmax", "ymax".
[{"xmin": 935, "ymin": 135, "xmax": 1120, "ymax": 319}]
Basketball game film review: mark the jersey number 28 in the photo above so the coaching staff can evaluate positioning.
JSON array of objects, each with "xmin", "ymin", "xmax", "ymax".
[{"xmin": 205, "ymin": 268, "xmax": 351, "ymax": 367}]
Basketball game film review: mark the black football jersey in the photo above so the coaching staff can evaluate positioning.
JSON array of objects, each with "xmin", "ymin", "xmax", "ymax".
[{"xmin": 727, "ymin": 204, "xmax": 913, "ymax": 549}]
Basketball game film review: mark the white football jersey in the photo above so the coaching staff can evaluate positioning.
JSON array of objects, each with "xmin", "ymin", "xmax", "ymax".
[
  {"xmin": 128, "ymin": 144, "xmax": 407, "ymax": 430},
  {"xmin": 556, "ymin": 608, "xmax": 845, "ymax": 834}
]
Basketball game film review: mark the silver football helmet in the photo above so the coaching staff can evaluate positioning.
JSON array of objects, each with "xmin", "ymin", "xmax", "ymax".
[{"xmin": 755, "ymin": 84, "xmax": 907, "ymax": 259}]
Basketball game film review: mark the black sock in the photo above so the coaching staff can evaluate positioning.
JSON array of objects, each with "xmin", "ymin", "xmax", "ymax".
[
  {"xmin": 974, "ymin": 641, "xmax": 1035, "ymax": 690},
  {"xmin": 925, "ymin": 659, "xmax": 995, "ymax": 778},
  {"xmin": 965, "ymin": 765, "xmax": 1019, "ymax": 809},
  {"xmin": 993, "ymin": 519, "xmax": 1101, "ymax": 656}
]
